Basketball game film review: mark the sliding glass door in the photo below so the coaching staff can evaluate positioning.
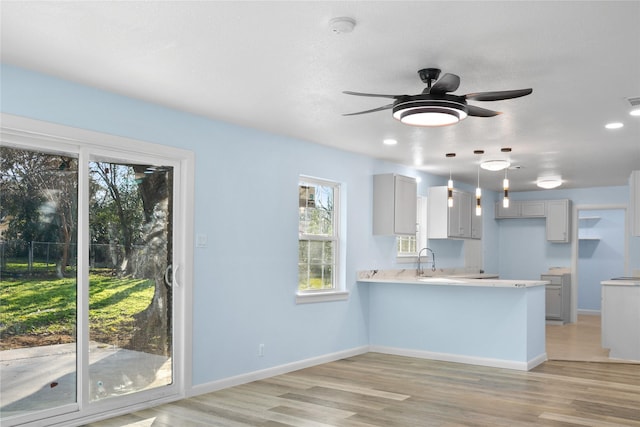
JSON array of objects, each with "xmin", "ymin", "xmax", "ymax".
[
  {"xmin": 87, "ymin": 158, "xmax": 175, "ymax": 402},
  {"xmin": 1, "ymin": 124, "xmax": 190, "ymax": 426},
  {"xmin": 0, "ymin": 147, "xmax": 79, "ymax": 417}
]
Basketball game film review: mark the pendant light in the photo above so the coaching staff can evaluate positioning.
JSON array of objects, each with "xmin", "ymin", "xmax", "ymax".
[
  {"xmin": 503, "ymin": 169, "xmax": 510, "ymax": 208},
  {"xmin": 446, "ymin": 153, "xmax": 456, "ymax": 208},
  {"xmin": 475, "ymin": 166, "xmax": 482, "ymax": 216}
]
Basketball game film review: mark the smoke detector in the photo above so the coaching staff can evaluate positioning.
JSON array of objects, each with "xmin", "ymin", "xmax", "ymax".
[{"xmin": 329, "ymin": 17, "xmax": 356, "ymax": 34}]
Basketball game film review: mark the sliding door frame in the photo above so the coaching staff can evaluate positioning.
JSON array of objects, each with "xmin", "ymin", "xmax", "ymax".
[{"xmin": 1, "ymin": 113, "xmax": 194, "ymax": 427}]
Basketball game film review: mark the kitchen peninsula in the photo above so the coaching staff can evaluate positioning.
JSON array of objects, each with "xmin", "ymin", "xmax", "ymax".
[{"xmin": 358, "ymin": 270, "xmax": 547, "ymax": 371}]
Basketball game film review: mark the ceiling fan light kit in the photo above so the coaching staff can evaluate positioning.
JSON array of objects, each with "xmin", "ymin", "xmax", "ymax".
[{"xmin": 392, "ymin": 98, "xmax": 468, "ymax": 127}]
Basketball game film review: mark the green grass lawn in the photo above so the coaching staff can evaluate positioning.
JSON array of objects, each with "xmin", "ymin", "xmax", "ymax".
[{"xmin": 0, "ymin": 272, "xmax": 154, "ymax": 348}]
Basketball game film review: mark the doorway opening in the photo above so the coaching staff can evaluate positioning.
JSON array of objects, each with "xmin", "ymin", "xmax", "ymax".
[{"xmin": 546, "ymin": 205, "xmax": 628, "ymax": 363}]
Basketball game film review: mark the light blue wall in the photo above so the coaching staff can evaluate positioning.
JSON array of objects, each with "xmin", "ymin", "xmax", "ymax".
[
  {"xmin": 577, "ymin": 209, "xmax": 625, "ymax": 311},
  {"xmin": 497, "ymin": 187, "xmax": 636, "ymax": 280},
  {"xmin": 0, "ymin": 64, "xmax": 472, "ymax": 386}
]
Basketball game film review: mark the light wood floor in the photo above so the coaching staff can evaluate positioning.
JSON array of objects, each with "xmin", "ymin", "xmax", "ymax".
[
  {"xmin": 87, "ymin": 351, "xmax": 640, "ymax": 427},
  {"xmin": 546, "ymin": 314, "xmax": 640, "ymax": 363}
]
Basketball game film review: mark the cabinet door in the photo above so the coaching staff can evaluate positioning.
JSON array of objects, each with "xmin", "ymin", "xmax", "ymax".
[
  {"xmin": 546, "ymin": 199, "xmax": 570, "ymax": 242},
  {"xmin": 448, "ymin": 190, "xmax": 471, "ymax": 238},
  {"xmin": 471, "ymin": 205, "xmax": 482, "ymax": 239},
  {"xmin": 545, "ymin": 286, "xmax": 563, "ymax": 320},
  {"xmin": 393, "ymin": 175, "xmax": 417, "ymax": 235},
  {"xmin": 521, "ymin": 200, "xmax": 546, "ymax": 217},
  {"xmin": 495, "ymin": 201, "xmax": 520, "ymax": 218}
]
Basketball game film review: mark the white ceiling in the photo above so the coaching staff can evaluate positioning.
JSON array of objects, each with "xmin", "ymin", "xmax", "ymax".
[{"xmin": 2, "ymin": 1, "xmax": 639, "ymax": 191}]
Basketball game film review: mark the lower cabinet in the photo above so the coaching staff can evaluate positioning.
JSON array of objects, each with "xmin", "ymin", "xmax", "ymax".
[
  {"xmin": 602, "ymin": 283, "xmax": 640, "ymax": 360},
  {"xmin": 542, "ymin": 273, "xmax": 571, "ymax": 322}
]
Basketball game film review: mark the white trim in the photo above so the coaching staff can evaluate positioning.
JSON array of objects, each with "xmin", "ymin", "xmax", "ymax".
[
  {"xmin": 189, "ymin": 346, "xmax": 368, "ymax": 397},
  {"xmin": 295, "ymin": 290, "xmax": 350, "ymax": 304},
  {"xmin": 369, "ymin": 345, "xmax": 547, "ymax": 371},
  {"xmin": 577, "ymin": 309, "xmax": 601, "ymax": 316}
]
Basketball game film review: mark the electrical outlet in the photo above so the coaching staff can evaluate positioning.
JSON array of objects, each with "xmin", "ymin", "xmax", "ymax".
[
  {"xmin": 196, "ymin": 234, "xmax": 208, "ymax": 248},
  {"xmin": 258, "ymin": 344, "xmax": 265, "ymax": 357}
]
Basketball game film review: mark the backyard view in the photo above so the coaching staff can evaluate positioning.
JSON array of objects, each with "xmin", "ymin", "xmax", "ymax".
[{"xmin": 1, "ymin": 146, "xmax": 174, "ymax": 419}]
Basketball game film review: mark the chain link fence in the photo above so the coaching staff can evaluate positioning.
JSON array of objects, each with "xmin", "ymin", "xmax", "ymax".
[{"xmin": 0, "ymin": 240, "xmax": 141, "ymax": 276}]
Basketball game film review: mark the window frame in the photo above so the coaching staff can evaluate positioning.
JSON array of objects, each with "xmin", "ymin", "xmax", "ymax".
[{"xmin": 296, "ymin": 176, "xmax": 348, "ymax": 304}]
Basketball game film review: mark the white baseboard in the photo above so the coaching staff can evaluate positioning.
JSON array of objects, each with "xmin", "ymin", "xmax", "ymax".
[
  {"xmin": 527, "ymin": 352, "xmax": 548, "ymax": 370},
  {"xmin": 188, "ymin": 346, "xmax": 369, "ymax": 397},
  {"xmin": 577, "ymin": 309, "xmax": 601, "ymax": 316},
  {"xmin": 369, "ymin": 345, "xmax": 546, "ymax": 371},
  {"xmin": 189, "ymin": 344, "xmax": 547, "ymax": 398}
]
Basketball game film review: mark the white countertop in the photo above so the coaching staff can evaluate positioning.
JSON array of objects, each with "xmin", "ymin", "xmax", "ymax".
[
  {"xmin": 601, "ymin": 279, "xmax": 640, "ymax": 286},
  {"xmin": 358, "ymin": 276, "xmax": 547, "ymax": 288}
]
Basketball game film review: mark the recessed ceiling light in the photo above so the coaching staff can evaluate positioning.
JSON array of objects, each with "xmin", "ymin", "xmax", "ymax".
[
  {"xmin": 605, "ymin": 122, "xmax": 624, "ymax": 129},
  {"xmin": 630, "ymin": 108, "xmax": 640, "ymax": 117},
  {"xmin": 383, "ymin": 138, "xmax": 397, "ymax": 146},
  {"xmin": 537, "ymin": 178, "xmax": 562, "ymax": 189},
  {"xmin": 480, "ymin": 159, "xmax": 511, "ymax": 171}
]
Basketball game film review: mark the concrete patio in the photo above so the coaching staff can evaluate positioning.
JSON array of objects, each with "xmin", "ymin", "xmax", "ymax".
[{"xmin": 0, "ymin": 342, "xmax": 171, "ymax": 419}]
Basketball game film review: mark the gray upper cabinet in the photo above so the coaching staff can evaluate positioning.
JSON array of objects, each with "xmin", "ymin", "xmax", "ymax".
[
  {"xmin": 495, "ymin": 198, "xmax": 571, "ymax": 243},
  {"xmin": 372, "ymin": 174, "xmax": 417, "ymax": 235},
  {"xmin": 495, "ymin": 200, "xmax": 546, "ymax": 219},
  {"xmin": 546, "ymin": 199, "xmax": 571, "ymax": 243},
  {"xmin": 428, "ymin": 186, "xmax": 480, "ymax": 240}
]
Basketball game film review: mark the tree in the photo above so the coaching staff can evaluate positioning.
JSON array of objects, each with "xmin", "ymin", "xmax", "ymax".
[
  {"xmin": 89, "ymin": 162, "xmax": 144, "ymax": 274},
  {"xmin": 127, "ymin": 165, "xmax": 173, "ymax": 356},
  {"xmin": 0, "ymin": 147, "xmax": 78, "ymax": 277}
]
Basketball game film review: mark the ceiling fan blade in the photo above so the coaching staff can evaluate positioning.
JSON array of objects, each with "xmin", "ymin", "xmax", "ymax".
[
  {"xmin": 429, "ymin": 73, "xmax": 461, "ymax": 95},
  {"xmin": 343, "ymin": 91, "xmax": 403, "ymax": 99},
  {"xmin": 467, "ymin": 104, "xmax": 502, "ymax": 117},
  {"xmin": 465, "ymin": 88, "xmax": 533, "ymax": 101},
  {"xmin": 343, "ymin": 103, "xmax": 394, "ymax": 116}
]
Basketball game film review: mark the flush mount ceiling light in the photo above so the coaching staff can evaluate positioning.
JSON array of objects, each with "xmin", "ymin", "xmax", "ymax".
[
  {"xmin": 537, "ymin": 178, "xmax": 562, "ymax": 189},
  {"xmin": 480, "ymin": 159, "xmax": 511, "ymax": 171},
  {"xmin": 627, "ymin": 97, "xmax": 640, "ymax": 116},
  {"xmin": 383, "ymin": 138, "xmax": 397, "ymax": 145}
]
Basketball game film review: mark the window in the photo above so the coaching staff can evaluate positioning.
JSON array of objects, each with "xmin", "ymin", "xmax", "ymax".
[
  {"xmin": 297, "ymin": 177, "xmax": 346, "ymax": 303},
  {"xmin": 397, "ymin": 196, "xmax": 427, "ymax": 260}
]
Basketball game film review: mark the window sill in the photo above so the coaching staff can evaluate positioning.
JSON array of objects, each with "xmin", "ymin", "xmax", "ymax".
[{"xmin": 295, "ymin": 290, "xmax": 349, "ymax": 304}]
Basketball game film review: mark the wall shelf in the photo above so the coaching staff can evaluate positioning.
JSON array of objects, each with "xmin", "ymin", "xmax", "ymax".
[{"xmin": 578, "ymin": 216, "xmax": 600, "ymax": 240}]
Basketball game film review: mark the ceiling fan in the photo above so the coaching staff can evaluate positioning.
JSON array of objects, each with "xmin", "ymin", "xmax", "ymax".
[{"xmin": 343, "ymin": 68, "xmax": 532, "ymax": 127}]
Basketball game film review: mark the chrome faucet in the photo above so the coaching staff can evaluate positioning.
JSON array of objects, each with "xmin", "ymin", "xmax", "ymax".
[{"xmin": 417, "ymin": 247, "xmax": 436, "ymax": 276}]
